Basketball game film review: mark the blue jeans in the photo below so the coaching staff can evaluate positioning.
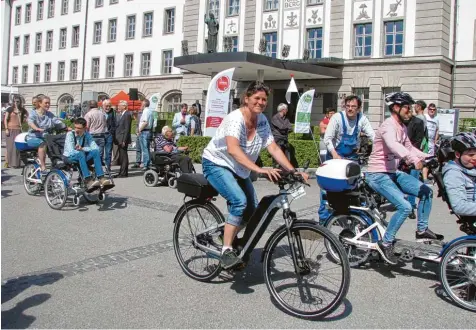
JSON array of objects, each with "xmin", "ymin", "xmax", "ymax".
[
  {"xmin": 68, "ymin": 149, "xmax": 104, "ymax": 179},
  {"xmin": 92, "ymin": 135, "xmax": 105, "ymax": 165},
  {"xmin": 135, "ymin": 134, "xmax": 142, "ymax": 164},
  {"xmin": 104, "ymin": 133, "xmax": 113, "ymax": 168},
  {"xmin": 406, "ymin": 169, "xmax": 421, "ymax": 209},
  {"xmin": 139, "ymin": 131, "xmax": 151, "ymax": 168},
  {"xmin": 202, "ymin": 158, "xmax": 258, "ymax": 227},
  {"xmin": 365, "ymin": 171, "xmax": 433, "ymax": 244}
]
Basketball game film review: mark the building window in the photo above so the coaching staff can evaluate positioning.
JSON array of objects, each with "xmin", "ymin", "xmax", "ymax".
[
  {"xmin": 35, "ymin": 33, "xmax": 42, "ymax": 52},
  {"xmin": 72, "ymin": 26, "xmax": 80, "ymax": 47},
  {"xmin": 94, "ymin": 21, "xmax": 102, "ymax": 43},
  {"xmin": 95, "ymin": 0, "xmax": 103, "ymax": 7},
  {"xmin": 61, "ymin": 0, "xmax": 68, "ymax": 14},
  {"xmin": 164, "ymin": 8, "xmax": 175, "ymax": 34},
  {"xmin": 25, "ymin": 4, "xmax": 32, "ymax": 23},
  {"xmin": 46, "ymin": 30, "xmax": 53, "ymax": 50},
  {"xmin": 110, "ymin": 0, "xmax": 118, "ymax": 3},
  {"xmin": 91, "ymin": 58, "xmax": 100, "ymax": 79},
  {"xmin": 352, "ymin": 88, "xmax": 369, "ymax": 114},
  {"xmin": 48, "ymin": 0, "xmax": 55, "ymax": 18},
  {"xmin": 22, "ymin": 66, "xmax": 28, "ymax": 84},
  {"xmin": 106, "ymin": 56, "xmax": 115, "ymax": 78},
  {"xmin": 141, "ymin": 52, "xmax": 151, "ymax": 76},
  {"xmin": 143, "ymin": 12, "xmax": 153, "ymax": 37},
  {"xmin": 354, "ymin": 23, "xmax": 372, "ymax": 57},
  {"xmin": 44, "ymin": 63, "xmax": 51, "ymax": 82},
  {"xmin": 307, "ymin": 28, "xmax": 322, "ymax": 59},
  {"xmin": 164, "ymin": 92, "xmax": 182, "ymax": 112},
  {"xmin": 58, "ymin": 61, "xmax": 65, "ymax": 81},
  {"xmin": 37, "ymin": 0, "xmax": 44, "ymax": 20},
  {"xmin": 307, "ymin": 0, "xmax": 323, "ymax": 5},
  {"xmin": 224, "ymin": 36, "xmax": 238, "ymax": 52},
  {"xmin": 264, "ymin": 0, "xmax": 279, "ymax": 11},
  {"xmin": 126, "ymin": 15, "xmax": 136, "ymax": 39},
  {"xmin": 70, "ymin": 60, "xmax": 78, "ymax": 80},
  {"xmin": 14, "ymin": 37, "xmax": 20, "ymax": 55},
  {"xmin": 162, "ymin": 50, "xmax": 173, "ymax": 74},
  {"xmin": 124, "ymin": 54, "xmax": 133, "ymax": 77},
  {"xmin": 15, "ymin": 6, "xmax": 21, "ymax": 25},
  {"xmin": 108, "ymin": 19, "xmax": 117, "ymax": 42},
  {"xmin": 23, "ymin": 35, "xmax": 30, "ymax": 54},
  {"xmin": 384, "ymin": 20, "xmax": 404, "ymax": 56},
  {"xmin": 263, "ymin": 32, "xmax": 278, "ymax": 58},
  {"xmin": 34, "ymin": 64, "xmax": 41, "ymax": 83},
  {"xmin": 59, "ymin": 28, "xmax": 67, "ymax": 48},
  {"xmin": 208, "ymin": 0, "xmax": 220, "ymax": 19},
  {"xmin": 74, "ymin": 0, "xmax": 81, "ymax": 12},
  {"xmin": 382, "ymin": 87, "xmax": 401, "ymax": 119},
  {"xmin": 228, "ymin": 0, "xmax": 239, "ymax": 16},
  {"xmin": 12, "ymin": 67, "xmax": 18, "ymax": 84}
]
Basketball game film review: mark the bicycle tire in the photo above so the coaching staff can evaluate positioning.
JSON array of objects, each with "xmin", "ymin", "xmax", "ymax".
[
  {"xmin": 23, "ymin": 163, "xmax": 41, "ymax": 195},
  {"xmin": 173, "ymin": 201, "xmax": 225, "ymax": 282},
  {"xmin": 44, "ymin": 170, "xmax": 67, "ymax": 210},
  {"xmin": 263, "ymin": 221, "xmax": 351, "ymax": 319},
  {"xmin": 439, "ymin": 239, "xmax": 476, "ymax": 312}
]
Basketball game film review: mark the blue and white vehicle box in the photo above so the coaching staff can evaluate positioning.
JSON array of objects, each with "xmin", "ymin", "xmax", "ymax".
[
  {"xmin": 14, "ymin": 133, "xmax": 36, "ymax": 151},
  {"xmin": 316, "ymin": 159, "xmax": 361, "ymax": 192}
]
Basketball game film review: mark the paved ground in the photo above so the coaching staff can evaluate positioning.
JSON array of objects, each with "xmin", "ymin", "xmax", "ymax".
[{"xmin": 1, "ymin": 146, "xmax": 475, "ymax": 328}]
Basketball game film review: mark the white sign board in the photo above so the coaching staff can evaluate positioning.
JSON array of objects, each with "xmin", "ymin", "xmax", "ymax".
[{"xmin": 437, "ymin": 108, "xmax": 460, "ymax": 137}]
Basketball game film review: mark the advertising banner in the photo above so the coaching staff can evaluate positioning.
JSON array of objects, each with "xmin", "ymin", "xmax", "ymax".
[{"xmin": 294, "ymin": 89, "xmax": 315, "ymax": 134}]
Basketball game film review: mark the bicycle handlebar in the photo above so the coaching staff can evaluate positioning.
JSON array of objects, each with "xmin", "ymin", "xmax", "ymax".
[{"xmin": 398, "ymin": 156, "xmax": 439, "ymax": 172}]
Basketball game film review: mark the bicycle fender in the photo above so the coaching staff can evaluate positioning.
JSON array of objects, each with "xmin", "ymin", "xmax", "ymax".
[
  {"xmin": 439, "ymin": 235, "xmax": 476, "ymax": 256},
  {"xmin": 260, "ymin": 220, "xmax": 318, "ymax": 263}
]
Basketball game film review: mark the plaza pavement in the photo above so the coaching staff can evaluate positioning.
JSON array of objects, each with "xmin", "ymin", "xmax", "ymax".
[{"xmin": 1, "ymin": 146, "xmax": 474, "ymax": 328}]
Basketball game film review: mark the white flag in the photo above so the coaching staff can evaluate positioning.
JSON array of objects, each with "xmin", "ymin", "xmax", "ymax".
[{"xmin": 285, "ymin": 76, "xmax": 298, "ymax": 104}]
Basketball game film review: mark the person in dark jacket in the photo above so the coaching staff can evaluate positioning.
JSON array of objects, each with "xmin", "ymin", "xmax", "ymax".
[
  {"xmin": 270, "ymin": 103, "xmax": 293, "ymax": 165},
  {"xmin": 102, "ymin": 99, "xmax": 116, "ymax": 172},
  {"xmin": 404, "ymin": 108, "xmax": 428, "ymax": 219}
]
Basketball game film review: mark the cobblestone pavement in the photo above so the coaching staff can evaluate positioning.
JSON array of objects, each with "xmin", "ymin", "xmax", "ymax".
[{"xmin": 1, "ymin": 148, "xmax": 474, "ymax": 328}]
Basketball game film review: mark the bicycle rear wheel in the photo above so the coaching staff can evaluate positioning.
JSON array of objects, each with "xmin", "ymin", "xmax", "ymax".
[
  {"xmin": 173, "ymin": 201, "xmax": 224, "ymax": 282},
  {"xmin": 263, "ymin": 221, "xmax": 350, "ymax": 319}
]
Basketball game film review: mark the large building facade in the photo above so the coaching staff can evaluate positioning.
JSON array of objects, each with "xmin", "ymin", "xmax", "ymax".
[{"xmin": 5, "ymin": 0, "xmax": 476, "ymax": 126}]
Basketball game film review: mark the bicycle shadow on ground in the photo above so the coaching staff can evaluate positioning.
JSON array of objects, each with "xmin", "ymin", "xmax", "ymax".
[
  {"xmin": 361, "ymin": 258, "xmax": 438, "ymax": 281},
  {"xmin": 214, "ymin": 249, "xmax": 353, "ymax": 321},
  {"xmin": 2, "ymin": 272, "xmax": 64, "ymax": 328},
  {"xmin": 58, "ymin": 195, "xmax": 128, "ymax": 212},
  {"xmin": 1, "ymin": 189, "xmax": 19, "ymax": 199}
]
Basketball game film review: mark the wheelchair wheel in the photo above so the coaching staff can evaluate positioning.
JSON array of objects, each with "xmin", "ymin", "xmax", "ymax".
[
  {"xmin": 82, "ymin": 192, "xmax": 98, "ymax": 204},
  {"xmin": 44, "ymin": 170, "xmax": 68, "ymax": 210},
  {"xmin": 143, "ymin": 169, "xmax": 159, "ymax": 187},
  {"xmin": 439, "ymin": 239, "xmax": 476, "ymax": 312},
  {"xmin": 23, "ymin": 163, "xmax": 42, "ymax": 195}
]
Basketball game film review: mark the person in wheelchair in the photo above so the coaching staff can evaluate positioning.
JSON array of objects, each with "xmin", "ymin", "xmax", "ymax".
[
  {"xmin": 27, "ymin": 95, "xmax": 68, "ymax": 173},
  {"xmin": 63, "ymin": 118, "xmax": 113, "ymax": 192},
  {"xmin": 154, "ymin": 126, "xmax": 194, "ymax": 173},
  {"xmin": 442, "ymin": 133, "xmax": 476, "ymax": 225}
]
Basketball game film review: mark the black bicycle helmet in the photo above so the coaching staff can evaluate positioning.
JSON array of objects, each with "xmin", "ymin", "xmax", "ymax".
[
  {"xmin": 385, "ymin": 92, "xmax": 415, "ymax": 107},
  {"xmin": 451, "ymin": 132, "xmax": 476, "ymax": 154}
]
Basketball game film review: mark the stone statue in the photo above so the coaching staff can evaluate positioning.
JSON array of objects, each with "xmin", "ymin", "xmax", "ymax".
[{"xmin": 204, "ymin": 12, "xmax": 219, "ymax": 53}]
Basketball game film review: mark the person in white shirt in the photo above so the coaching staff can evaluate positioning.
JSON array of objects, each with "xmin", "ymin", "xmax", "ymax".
[
  {"xmin": 137, "ymin": 99, "xmax": 154, "ymax": 170},
  {"xmin": 424, "ymin": 103, "xmax": 439, "ymax": 156}
]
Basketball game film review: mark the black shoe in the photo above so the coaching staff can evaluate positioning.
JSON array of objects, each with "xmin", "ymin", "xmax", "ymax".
[
  {"xmin": 408, "ymin": 210, "xmax": 416, "ymax": 220},
  {"xmin": 221, "ymin": 248, "xmax": 241, "ymax": 269},
  {"xmin": 131, "ymin": 164, "xmax": 140, "ymax": 169},
  {"xmin": 376, "ymin": 241, "xmax": 399, "ymax": 265},
  {"xmin": 416, "ymin": 228, "xmax": 444, "ymax": 242}
]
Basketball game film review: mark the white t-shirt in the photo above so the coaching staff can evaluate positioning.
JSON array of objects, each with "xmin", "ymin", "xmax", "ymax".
[
  {"xmin": 425, "ymin": 114, "xmax": 439, "ymax": 140},
  {"xmin": 202, "ymin": 109, "xmax": 274, "ymax": 179}
]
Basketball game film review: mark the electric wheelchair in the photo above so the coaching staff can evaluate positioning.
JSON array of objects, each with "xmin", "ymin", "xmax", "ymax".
[{"xmin": 143, "ymin": 150, "xmax": 195, "ymax": 188}]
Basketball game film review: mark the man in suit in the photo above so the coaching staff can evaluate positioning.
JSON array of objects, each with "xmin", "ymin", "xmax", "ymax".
[{"xmin": 114, "ymin": 100, "xmax": 133, "ymax": 178}]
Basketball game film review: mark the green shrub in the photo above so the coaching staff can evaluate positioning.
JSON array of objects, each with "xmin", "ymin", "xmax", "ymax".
[
  {"xmin": 177, "ymin": 135, "xmax": 320, "ymax": 167},
  {"xmin": 459, "ymin": 118, "xmax": 476, "ymax": 132}
]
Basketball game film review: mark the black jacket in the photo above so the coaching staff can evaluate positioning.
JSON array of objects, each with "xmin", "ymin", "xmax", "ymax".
[
  {"xmin": 405, "ymin": 116, "xmax": 426, "ymax": 151},
  {"xmin": 271, "ymin": 113, "xmax": 292, "ymax": 142}
]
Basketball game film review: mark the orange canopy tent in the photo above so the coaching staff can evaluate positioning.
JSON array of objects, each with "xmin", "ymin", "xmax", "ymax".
[{"xmin": 98, "ymin": 90, "xmax": 142, "ymax": 111}]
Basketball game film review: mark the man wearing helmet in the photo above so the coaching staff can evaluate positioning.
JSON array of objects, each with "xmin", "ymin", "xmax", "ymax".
[
  {"xmin": 365, "ymin": 92, "xmax": 444, "ymax": 265},
  {"xmin": 442, "ymin": 132, "xmax": 476, "ymax": 218}
]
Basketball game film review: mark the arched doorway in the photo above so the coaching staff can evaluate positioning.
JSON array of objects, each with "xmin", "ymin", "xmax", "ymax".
[
  {"xmin": 58, "ymin": 93, "xmax": 75, "ymax": 117},
  {"xmin": 98, "ymin": 92, "xmax": 110, "ymax": 102},
  {"xmin": 161, "ymin": 91, "xmax": 182, "ymax": 112}
]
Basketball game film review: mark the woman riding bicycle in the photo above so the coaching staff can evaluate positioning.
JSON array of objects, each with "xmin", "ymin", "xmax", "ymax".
[
  {"xmin": 201, "ymin": 81, "xmax": 309, "ymax": 269},
  {"xmin": 365, "ymin": 92, "xmax": 443, "ymax": 265},
  {"xmin": 27, "ymin": 95, "xmax": 67, "ymax": 173}
]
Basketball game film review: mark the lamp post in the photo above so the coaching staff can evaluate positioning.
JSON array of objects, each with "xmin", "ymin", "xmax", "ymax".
[{"xmin": 79, "ymin": 0, "xmax": 90, "ymax": 106}]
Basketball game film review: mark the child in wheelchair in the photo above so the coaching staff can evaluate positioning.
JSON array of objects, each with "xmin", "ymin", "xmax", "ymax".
[
  {"xmin": 441, "ymin": 132, "xmax": 476, "ymax": 234},
  {"xmin": 57, "ymin": 118, "xmax": 114, "ymax": 192}
]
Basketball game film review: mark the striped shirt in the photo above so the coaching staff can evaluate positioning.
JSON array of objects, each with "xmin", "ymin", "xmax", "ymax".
[{"xmin": 154, "ymin": 134, "xmax": 177, "ymax": 153}]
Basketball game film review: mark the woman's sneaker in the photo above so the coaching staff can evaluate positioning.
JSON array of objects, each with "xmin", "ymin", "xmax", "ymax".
[
  {"xmin": 221, "ymin": 248, "xmax": 241, "ymax": 269},
  {"xmin": 416, "ymin": 228, "xmax": 444, "ymax": 242},
  {"xmin": 376, "ymin": 241, "xmax": 398, "ymax": 265}
]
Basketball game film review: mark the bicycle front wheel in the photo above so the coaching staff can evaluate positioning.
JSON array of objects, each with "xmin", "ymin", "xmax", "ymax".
[{"xmin": 263, "ymin": 221, "xmax": 351, "ymax": 319}]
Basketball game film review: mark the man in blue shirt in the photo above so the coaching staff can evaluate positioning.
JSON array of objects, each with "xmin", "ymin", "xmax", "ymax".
[{"xmin": 63, "ymin": 118, "xmax": 113, "ymax": 192}]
